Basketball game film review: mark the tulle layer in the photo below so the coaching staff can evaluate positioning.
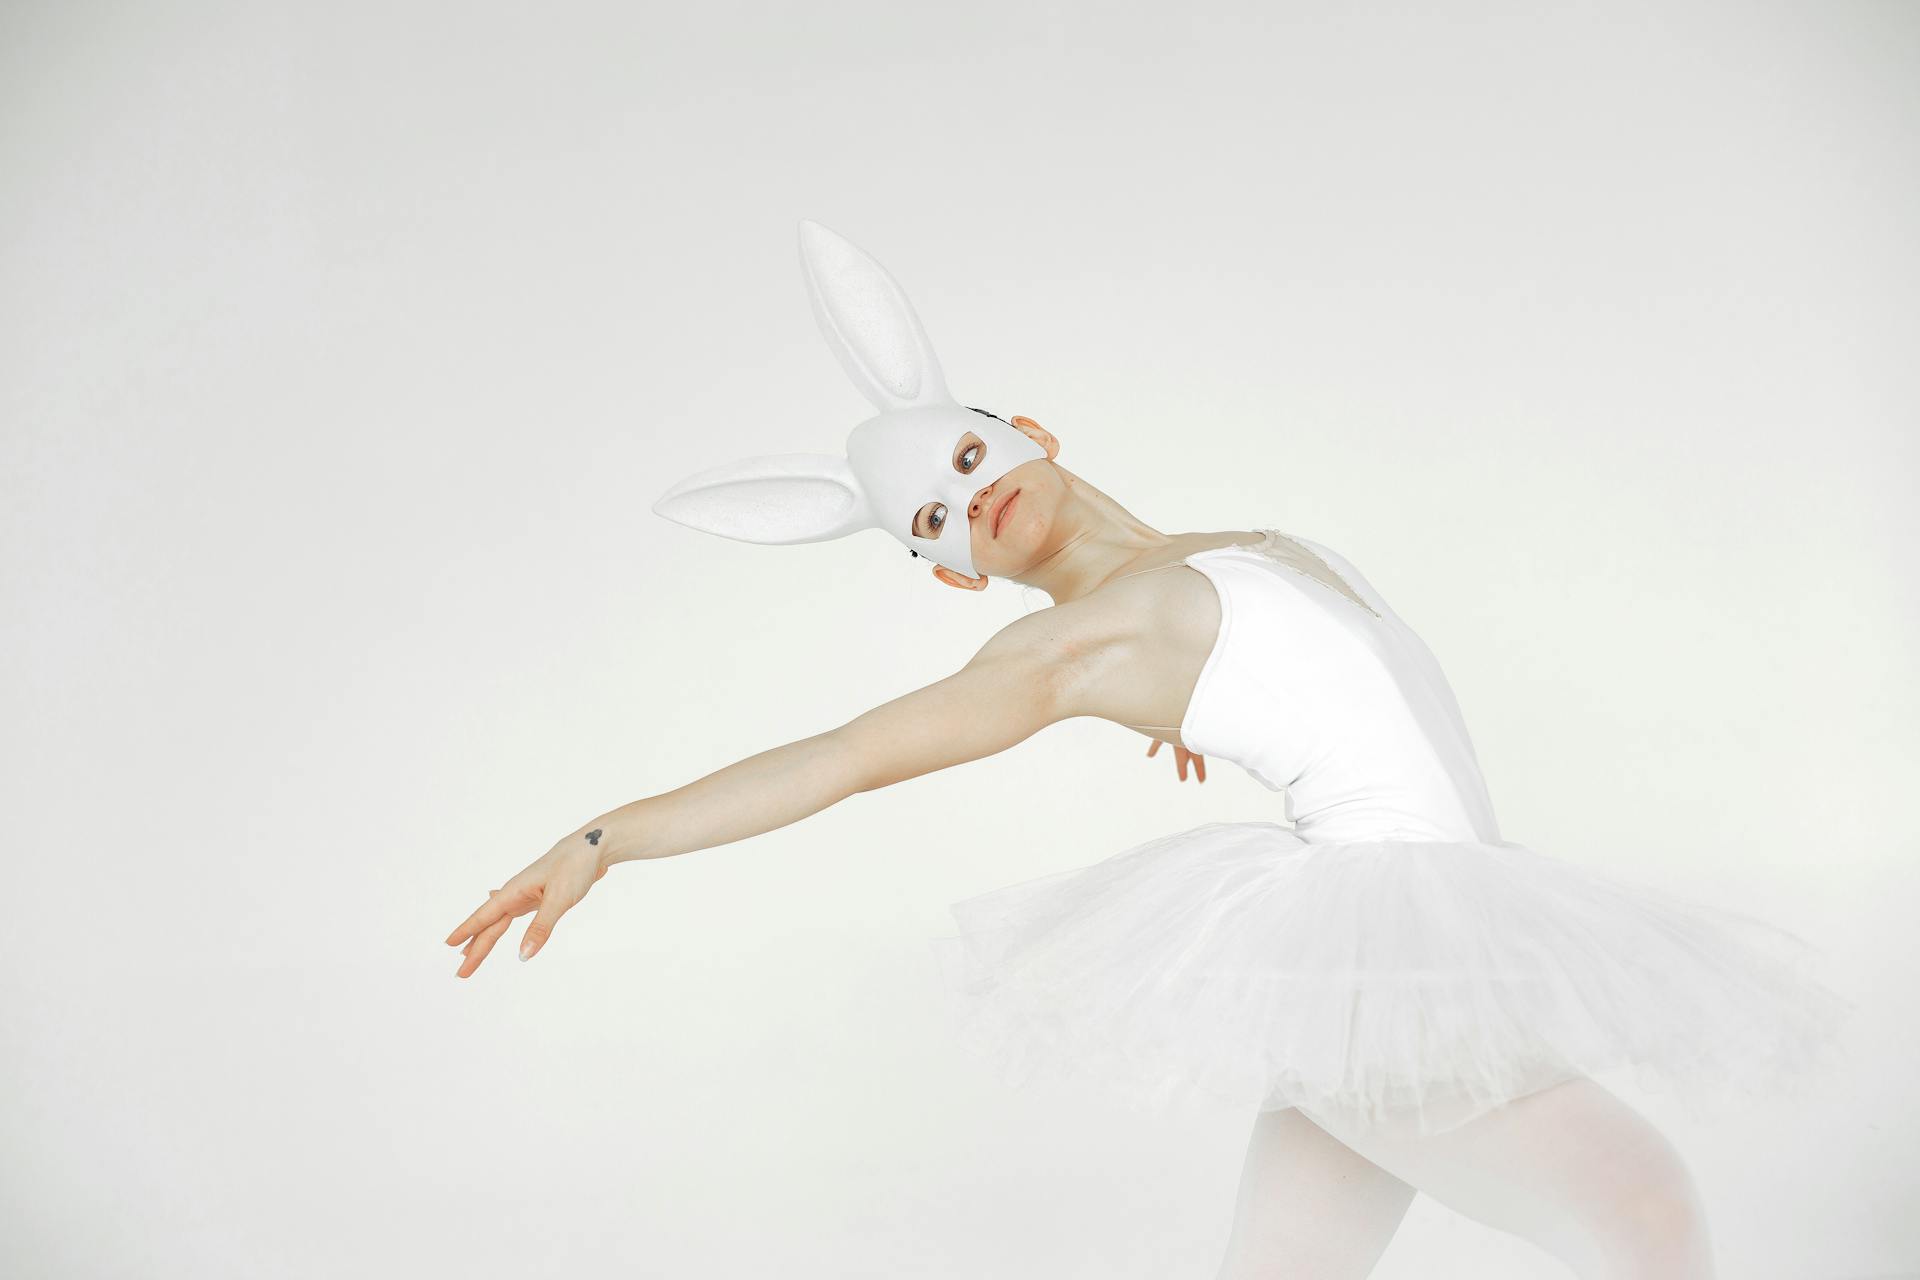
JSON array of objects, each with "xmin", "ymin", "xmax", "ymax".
[{"xmin": 928, "ymin": 821, "xmax": 1856, "ymax": 1137}]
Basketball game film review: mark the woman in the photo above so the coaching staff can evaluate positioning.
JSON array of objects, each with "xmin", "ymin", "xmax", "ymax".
[{"xmin": 444, "ymin": 222, "xmax": 1851, "ymax": 1279}]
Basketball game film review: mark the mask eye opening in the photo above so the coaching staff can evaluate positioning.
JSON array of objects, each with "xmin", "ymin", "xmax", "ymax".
[{"xmin": 911, "ymin": 501, "xmax": 950, "ymax": 542}]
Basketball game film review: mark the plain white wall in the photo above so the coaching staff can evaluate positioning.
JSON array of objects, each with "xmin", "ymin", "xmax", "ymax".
[{"xmin": 3, "ymin": 2, "xmax": 1915, "ymax": 1276}]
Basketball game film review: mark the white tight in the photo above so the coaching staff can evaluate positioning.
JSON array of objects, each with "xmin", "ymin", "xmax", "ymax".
[{"xmin": 1213, "ymin": 1076, "xmax": 1717, "ymax": 1280}]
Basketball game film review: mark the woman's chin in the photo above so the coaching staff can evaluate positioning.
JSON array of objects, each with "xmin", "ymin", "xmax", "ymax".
[{"xmin": 978, "ymin": 524, "xmax": 1040, "ymax": 577}]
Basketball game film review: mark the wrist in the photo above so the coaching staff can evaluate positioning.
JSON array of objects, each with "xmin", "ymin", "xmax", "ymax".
[{"xmin": 592, "ymin": 799, "xmax": 658, "ymax": 871}]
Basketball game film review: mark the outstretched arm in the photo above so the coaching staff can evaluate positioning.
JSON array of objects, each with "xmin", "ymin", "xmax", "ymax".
[
  {"xmin": 606, "ymin": 613, "xmax": 1078, "ymax": 866},
  {"xmin": 444, "ymin": 607, "xmax": 1096, "ymax": 971}
]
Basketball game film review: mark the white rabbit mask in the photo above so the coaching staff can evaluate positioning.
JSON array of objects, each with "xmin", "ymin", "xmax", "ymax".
[{"xmin": 650, "ymin": 219, "xmax": 1049, "ymax": 580}]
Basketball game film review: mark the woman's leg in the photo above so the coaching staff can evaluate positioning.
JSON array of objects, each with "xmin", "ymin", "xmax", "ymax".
[
  {"xmin": 1214, "ymin": 1105, "xmax": 1417, "ymax": 1280},
  {"xmin": 1303, "ymin": 1076, "xmax": 1716, "ymax": 1280}
]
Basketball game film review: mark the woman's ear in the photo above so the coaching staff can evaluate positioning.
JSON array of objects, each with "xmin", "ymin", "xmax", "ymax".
[
  {"xmin": 1008, "ymin": 415, "xmax": 1059, "ymax": 460},
  {"xmin": 932, "ymin": 564, "xmax": 989, "ymax": 591}
]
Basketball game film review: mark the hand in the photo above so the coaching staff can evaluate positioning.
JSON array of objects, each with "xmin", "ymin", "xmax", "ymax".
[
  {"xmin": 1146, "ymin": 738, "xmax": 1206, "ymax": 784},
  {"xmin": 444, "ymin": 828, "xmax": 612, "ymax": 976}
]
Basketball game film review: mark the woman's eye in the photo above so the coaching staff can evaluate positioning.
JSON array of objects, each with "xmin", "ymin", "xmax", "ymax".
[
  {"xmin": 959, "ymin": 443, "xmax": 981, "ymax": 471},
  {"xmin": 924, "ymin": 504, "xmax": 947, "ymax": 537}
]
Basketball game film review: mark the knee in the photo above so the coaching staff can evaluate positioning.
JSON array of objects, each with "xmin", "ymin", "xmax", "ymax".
[{"xmin": 1596, "ymin": 1176, "xmax": 1715, "ymax": 1278}]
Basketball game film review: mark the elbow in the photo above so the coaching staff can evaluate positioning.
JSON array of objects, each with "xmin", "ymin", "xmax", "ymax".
[{"xmin": 826, "ymin": 726, "xmax": 891, "ymax": 797}]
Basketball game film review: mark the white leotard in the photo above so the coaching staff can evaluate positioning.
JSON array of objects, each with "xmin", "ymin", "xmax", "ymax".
[{"xmin": 1102, "ymin": 529, "xmax": 1499, "ymax": 844}]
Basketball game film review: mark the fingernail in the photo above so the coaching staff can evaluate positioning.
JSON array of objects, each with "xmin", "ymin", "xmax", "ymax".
[{"xmin": 519, "ymin": 943, "xmax": 532, "ymax": 960}]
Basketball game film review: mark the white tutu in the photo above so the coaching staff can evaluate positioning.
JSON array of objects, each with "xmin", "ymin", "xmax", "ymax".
[{"xmin": 928, "ymin": 821, "xmax": 1856, "ymax": 1137}]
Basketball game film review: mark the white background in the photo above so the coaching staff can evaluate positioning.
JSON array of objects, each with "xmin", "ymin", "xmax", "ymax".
[{"xmin": 3, "ymin": 2, "xmax": 1915, "ymax": 1276}]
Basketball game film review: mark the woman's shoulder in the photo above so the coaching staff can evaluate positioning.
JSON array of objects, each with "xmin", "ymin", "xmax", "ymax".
[
  {"xmin": 1067, "ymin": 531, "xmax": 1260, "ymax": 641},
  {"xmin": 1028, "ymin": 535, "xmax": 1254, "ymax": 736},
  {"xmin": 980, "ymin": 534, "xmax": 1245, "ymax": 657}
]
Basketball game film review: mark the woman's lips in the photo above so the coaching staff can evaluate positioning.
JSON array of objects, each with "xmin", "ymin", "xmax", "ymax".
[{"xmin": 992, "ymin": 489, "xmax": 1020, "ymax": 538}]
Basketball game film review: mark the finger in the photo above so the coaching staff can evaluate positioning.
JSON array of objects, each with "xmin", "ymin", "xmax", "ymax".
[
  {"xmin": 455, "ymin": 914, "xmax": 514, "ymax": 979},
  {"xmin": 1194, "ymin": 752, "xmax": 1207, "ymax": 784},
  {"xmin": 1174, "ymin": 747, "xmax": 1190, "ymax": 782},
  {"xmin": 445, "ymin": 883, "xmax": 529, "ymax": 947},
  {"xmin": 469, "ymin": 914, "xmax": 511, "ymax": 964},
  {"xmin": 1145, "ymin": 739, "xmax": 1162, "ymax": 758},
  {"xmin": 445, "ymin": 887, "xmax": 507, "ymax": 947},
  {"xmin": 518, "ymin": 886, "xmax": 575, "ymax": 961}
]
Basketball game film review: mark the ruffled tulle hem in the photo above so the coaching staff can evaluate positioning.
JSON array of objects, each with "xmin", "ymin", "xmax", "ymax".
[{"xmin": 927, "ymin": 821, "xmax": 1856, "ymax": 1137}]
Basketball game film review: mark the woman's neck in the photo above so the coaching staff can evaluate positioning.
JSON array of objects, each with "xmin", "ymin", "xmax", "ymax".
[{"xmin": 1015, "ymin": 470, "xmax": 1181, "ymax": 605}]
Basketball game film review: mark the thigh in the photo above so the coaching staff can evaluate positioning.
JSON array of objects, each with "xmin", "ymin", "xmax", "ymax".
[
  {"xmin": 1216, "ymin": 1106, "xmax": 1417, "ymax": 1280},
  {"xmin": 1302, "ymin": 1077, "xmax": 1714, "ymax": 1279}
]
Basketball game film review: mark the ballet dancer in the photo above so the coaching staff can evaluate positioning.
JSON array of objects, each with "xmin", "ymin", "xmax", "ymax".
[{"xmin": 445, "ymin": 220, "xmax": 1852, "ymax": 1279}]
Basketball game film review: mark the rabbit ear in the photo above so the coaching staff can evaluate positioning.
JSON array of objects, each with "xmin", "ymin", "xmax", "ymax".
[
  {"xmin": 798, "ymin": 219, "xmax": 954, "ymax": 412},
  {"xmin": 652, "ymin": 452, "xmax": 874, "ymax": 545}
]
